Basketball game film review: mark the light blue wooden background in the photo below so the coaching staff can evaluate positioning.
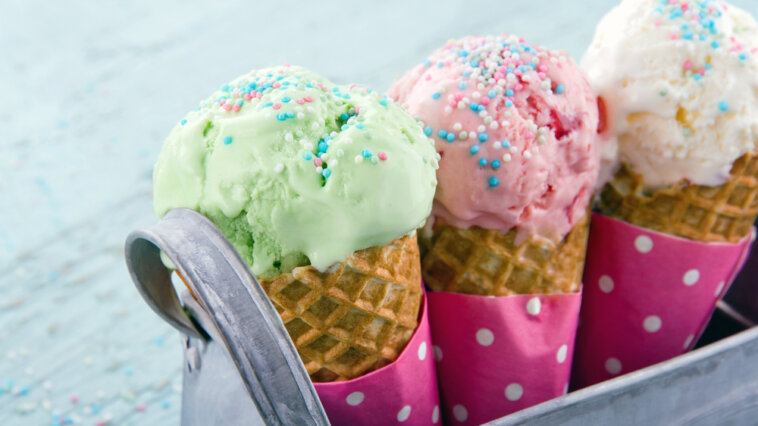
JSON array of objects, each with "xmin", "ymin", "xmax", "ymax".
[{"xmin": 2, "ymin": 0, "xmax": 757, "ymax": 424}]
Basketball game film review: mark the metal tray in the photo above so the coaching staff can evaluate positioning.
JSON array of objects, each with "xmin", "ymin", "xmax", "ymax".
[{"xmin": 125, "ymin": 208, "xmax": 758, "ymax": 425}]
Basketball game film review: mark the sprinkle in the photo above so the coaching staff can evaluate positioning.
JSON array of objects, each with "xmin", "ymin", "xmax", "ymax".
[
  {"xmin": 524, "ymin": 151, "xmax": 532, "ymax": 159},
  {"xmin": 356, "ymin": 123, "xmax": 365, "ymax": 130},
  {"xmin": 354, "ymin": 155, "xmax": 363, "ymax": 163},
  {"xmin": 223, "ymin": 136, "xmax": 232, "ymax": 145},
  {"xmin": 362, "ymin": 149, "xmax": 373, "ymax": 158},
  {"xmin": 478, "ymin": 133, "xmax": 488, "ymax": 142},
  {"xmin": 303, "ymin": 152, "xmax": 313, "ymax": 160},
  {"xmin": 137, "ymin": 403, "xmax": 146, "ymax": 412},
  {"xmin": 446, "ymin": 133, "xmax": 455, "ymax": 142},
  {"xmin": 505, "ymin": 100, "xmax": 514, "ymax": 108},
  {"xmin": 274, "ymin": 163, "xmax": 284, "ymax": 173},
  {"xmin": 555, "ymin": 85, "xmax": 565, "ymax": 94},
  {"xmin": 424, "ymin": 126, "xmax": 433, "ymax": 136},
  {"xmin": 180, "ymin": 119, "xmax": 187, "ymax": 125},
  {"xmin": 378, "ymin": 152, "xmax": 388, "ymax": 161},
  {"xmin": 432, "ymin": 93, "xmax": 441, "ymax": 100},
  {"xmin": 276, "ymin": 113, "xmax": 286, "ymax": 121},
  {"xmin": 162, "ymin": 400, "xmax": 170, "ymax": 409},
  {"xmin": 492, "ymin": 160, "xmax": 501, "ymax": 169},
  {"xmin": 438, "ymin": 129, "xmax": 447, "ymax": 139},
  {"xmin": 470, "ymin": 145, "xmax": 480, "ymax": 155},
  {"xmin": 502, "ymin": 153, "xmax": 512, "ymax": 162},
  {"xmin": 488, "ymin": 177, "xmax": 499, "ymax": 187},
  {"xmin": 314, "ymin": 158, "xmax": 323, "ymax": 167},
  {"xmin": 70, "ymin": 395, "xmax": 79, "ymax": 404},
  {"xmin": 719, "ymin": 101, "xmax": 729, "ymax": 111},
  {"xmin": 459, "ymin": 82, "xmax": 467, "ymax": 90},
  {"xmin": 322, "ymin": 168, "xmax": 332, "ymax": 178},
  {"xmin": 479, "ymin": 158, "xmax": 487, "ymax": 166}
]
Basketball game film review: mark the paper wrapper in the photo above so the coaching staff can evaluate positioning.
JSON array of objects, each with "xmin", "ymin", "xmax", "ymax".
[
  {"xmin": 427, "ymin": 291, "xmax": 581, "ymax": 425},
  {"xmin": 572, "ymin": 213, "xmax": 752, "ymax": 389},
  {"xmin": 314, "ymin": 294, "xmax": 441, "ymax": 426}
]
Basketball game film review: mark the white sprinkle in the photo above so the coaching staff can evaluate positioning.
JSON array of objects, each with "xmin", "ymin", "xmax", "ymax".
[
  {"xmin": 444, "ymin": 106, "xmax": 453, "ymax": 114},
  {"xmin": 524, "ymin": 151, "xmax": 532, "ymax": 159},
  {"xmin": 343, "ymin": 137, "xmax": 352, "ymax": 144},
  {"xmin": 457, "ymin": 101, "xmax": 466, "ymax": 109},
  {"xmin": 274, "ymin": 163, "xmax": 284, "ymax": 173},
  {"xmin": 311, "ymin": 122, "xmax": 319, "ymax": 130},
  {"xmin": 453, "ymin": 122, "xmax": 462, "ymax": 131},
  {"xmin": 538, "ymin": 136, "xmax": 546, "ymax": 144},
  {"xmin": 477, "ymin": 125, "xmax": 486, "ymax": 133},
  {"xmin": 284, "ymin": 133, "xmax": 294, "ymax": 142},
  {"xmin": 336, "ymin": 149, "xmax": 344, "ymax": 157},
  {"xmin": 459, "ymin": 131, "xmax": 468, "ymax": 140},
  {"xmin": 510, "ymin": 146, "xmax": 518, "ymax": 153},
  {"xmin": 304, "ymin": 142, "xmax": 314, "ymax": 151},
  {"xmin": 493, "ymin": 141, "xmax": 502, "ymax": 149},
  {"xmin": 469, "ymin": 131, "xmax": 477, "ymax": 140},
  {"xmin": 502, "ymin": 153, "xmax": 512, "ymax": 162},
  {"xmin": 354, "ymin": 155, "xmax": 363, "ymax": 163},
  {"xmin": 330, "ymin": 160, "xmax": 338, "ymax": 167},
  {"xmin": 297, "ymin": 112, "xmax": 304, "ymax": 119},
  {"xmin": 315, "ymin": 166, "xmax": 323, "ymax": 174},
  {"xmin": 321, "ymin": 154, "xmax": 329, "ymax": 161},
  {"xmin": 472, "ymin": 91, "xmax": 481, "ymax": 99},
  {"xmin": 489, "ymin": 121, "xmax": 499, "ymax": 129}
]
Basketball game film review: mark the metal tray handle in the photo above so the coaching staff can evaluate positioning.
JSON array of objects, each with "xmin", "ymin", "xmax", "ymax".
[{"xmin": 124, "ymin": 208, "xmax": 329, "ymax": 426}]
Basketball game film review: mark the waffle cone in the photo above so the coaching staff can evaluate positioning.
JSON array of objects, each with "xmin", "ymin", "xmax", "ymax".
[
  {"xmin": 421, "ymin": 213, "xmax": 589, "ymax": 296},
  {"xmin": 258, "ymin": 235, "xmax": 423, "ymax": 382},
  {"xmin": 597, "ymin": 152, "xmax": 758, "ymax": 243}
]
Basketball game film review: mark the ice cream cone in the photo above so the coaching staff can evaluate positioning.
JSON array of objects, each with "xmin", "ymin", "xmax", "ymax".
[
  {"xmin": 421, "ymin": 213, "xmax": 589, "ymax": 296},
  {"xmin": 259, "ymin": 235, "xmax": 423, "ymax": 382},
  {"xmin": 597, "ymin": 151, "xmax": 758, "ymax": 243}
]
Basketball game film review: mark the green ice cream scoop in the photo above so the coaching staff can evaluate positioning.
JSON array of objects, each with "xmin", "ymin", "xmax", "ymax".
[{"xmin": 153, "ymin": 65, "xmax": 439, "ymax": 278}]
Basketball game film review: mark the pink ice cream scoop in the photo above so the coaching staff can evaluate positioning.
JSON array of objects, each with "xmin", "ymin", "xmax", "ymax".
[{"xmin": 390, "ymin": 35, "xmax": 599, "ymax": 240}]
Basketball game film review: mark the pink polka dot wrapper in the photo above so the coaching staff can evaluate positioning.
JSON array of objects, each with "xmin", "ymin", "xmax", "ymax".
[
  {"xmin": 314, "ymin": 294, "xmax": 440, "ymax": 426},
  {"xmin": 573, "ymin": 213, "xmax": 752, "ymax": 389},
  {"xmin": 427, "ymin": 291, "xmax": 581, "ymax": 425}
]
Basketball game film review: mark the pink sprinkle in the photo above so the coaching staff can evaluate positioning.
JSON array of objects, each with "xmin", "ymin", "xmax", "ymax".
[
  {"xmin": 223, "ymin": 104, "xmax": 232, "ymax": 111},
  {"xmin": 683, "ymin": 60, "xmax": 692, "ymax": 70},
  {"xmin": 137, "ymin": 403, "xmax": 146, "ymax": 412},
  {"xmin": 681, "ymin": 3, "xmax": 688, "ymax": 11},
  {"xmin": 355, "ymin": 106, "xmax": 361, "ymax": 114},
  {"xmin": 378, "ymin": 152, "xmax": 387, "ymax": 161},
  {"xmin": 538, "ymin": 65, "xmax": 548, "ymax": 73},
  {"xmin": 244, "ymin": 94, "xmax": 252, "ymax": 101},
  {"xmin": 304, "ymin": 95, "xmax": 314, "ymax": 103},
  {"xmin": 699, "ymin": 68, "xmax": 706, "ymax": 76},
  {"xmin": 70, "ymin": 395, "xmax": 79, "ymax": 404},
  {"xmin": 272, "ymin": 82, "xmax": 281, "ymax": 89},
  {"xmin": 96, "ymin": 421, "xmax": 105, "ymax": 426},
  {"xmin": 233, "ymin": 90, "xmax": 240, "ymax": 98},
  {"xmin": 670, "ymin": 33, "xmax": 678, "ymax": 40},
  {"xmin": 454, "ymin": 93, "xmax": 464, "ymax": 101},
  {"xmin": 232, "ymin": 105, "xmax": 241, "ymax": 112},
  {"xmin": 297, "ymin": 98, "xmax": 305, "ymax": 105},
  {"xmin": 479, "ymin": 97, "xmax": 490, "ymax": 106},
  {"xmin": 272, "ymin": 103, "xmax": 281, "ymax": 110},
  {"xmin": 514, "ymin": 83, "xmax": 524, "ymax": 91},
  {"xmin": 538, "ymin": 72, "xmax": 546, "ymax": 79},
  {"xmin": 314, "ymin": 158, "xmax": 323, "ymax": 167},
  {"xmin": 425, "ymin": 75, "xmax": 432, "ymax": 81},
  {"xmin": 654, "ymin": 20, "xmax": 662, "ymax": 27},
  {"xmin": 525, "ymin": 131, "xmax": 534, "ymax": 140}
]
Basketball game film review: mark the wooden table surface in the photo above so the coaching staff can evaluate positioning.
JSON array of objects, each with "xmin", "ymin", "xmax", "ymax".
[{"xmin": 2, "ymin": 1, "xmax": 756, "ymax": 424}]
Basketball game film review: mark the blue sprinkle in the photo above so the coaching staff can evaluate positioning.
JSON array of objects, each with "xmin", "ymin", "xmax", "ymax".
[
  {"xmin": 470, "ymin": 102, "xmax": 479, "ymax": 112},
  {"xmin": 488, "ymin": 177, "xmax": 499, "ymax": 187},
  {"xmin": 341, "ymin": 124, "xmax": 349, "ymax": 131},
  {"xmin": 362, "ymin": 149, "xmax": 372, "ymax": 158},
  {"xmin": 479, "ymin": 158, "xmax": 487, "ymax": 166},
  {"xmin": 437, "ymin": 61, "xmax": 444, "ymax": 68},
  {"xmin": 682, "ymin": 32, "xmax": 693, "ymax": 40},
  {"xmin": 318, "ymin": 141, "xmax": 328, "ymax": 152},
  {"xmin": 719, "ymin": 101, "xmax": 729, "ymax": 112},
  {"xmin": 459, "ymin": 82, "xmax": 467, "ymax": 90},
  {"xmin": 740, "ymin": 53, "xmax": 748, "ymax": 61},
  {"xmin": 470, "ymin": 145, "xmax": 480, "ymax": 155},
  {"xmin": 303, "ymin": 152, "xmax": 313, "ymax": 160},
  {"xmin": 492, "ymin": 160, "xmax": 501, "ymax": 169},
  {"xmin": 91, "ymin": 404, "xmax": 101, "ymax": 414},
  {"xmin": 263, "ymin": 102, "xmax": 273, "ymax": 108},
  {"xmin": 470, "ymin": 60, "xmax": 478, "ymax": 67},
  {"xmin": 19, "ymin": 387, "xmax": 29, "ymax": 395},
  {"xmin": 446, "ymin": 133, "xmax": 455, "ymax": 143},
  {"xmin": 423, "ymin": 59, "xmax": 432, "ymax": 67},
  {"xmin": 462, "ymin": 71, "xmax": 471, "ymax": 77},
  {"xmin": 459, "ymin": 50, "xmax": 469, "ymax": 57},
  {"xmin": 281, "ymin": 96, "xmax": 291, "ymax": 103},
  {"xmin": 681, "ymin": 24, "xmax": 689, "ymax": 30},
  {"xmin": 220, "ymin": 84, "xmax": 231, "ymax": 93},
  {"xmin": 276, "ymin": 113, "xmax": 286, "ymax": 121},
  {"xmin": 438, "ymin": 129, "xmax": 447, "ymax": 138},
  {"xmin": 154, "ymin": 337, "xmax": 164, "ymax": 346},
  {"xmin": 478, "ymin": 133, "xmax": 488, "ymax": 142},
  {"xmin": 711, "ymin": 41, "xmax": 720, "ymax": 48},
  {"xmin": 699, "ymin": 34, "xmax": 707, "ymax": 41},
  {"xmin": 505, "ymin": 89, "xmax": 514, "ymax": 97},
  {"xmin": 488, "ymin": 90, "xmax": 496, "ymax": 98},
  {"xmin": 477, "ymin": 104, "xmax": 486, "ymax": 112},
  {"xmin": 356, "ymin": 123, "xmax": 365, "ymax": 129},
  {"xmin": 694, "ymin": 74, "xmax": 702, "ymax": 81},
  {"xmin": 502, "ymin": 140, "xmax": 511, "ymax": 148},
  {"xmin": 180, "ymin": 119, "xmax": 187, "ymax": 125},
  {"xmin": 161, "ymin": 400, "xmax": 170, "ymax": 409},
  {"xmin": 285, "ymin": 111, "xmax": 295, "ymax": 119},
  {"xmin": 555, "ymin": 85, "xmax": 565, "ymax": 94},
  {"xmin": 340, "ymin": 113, "xmax": 349, "ymax": 121},
  {"xmin": 379, "ymin": 98, "xmax": 388, "ymax": 106},
  {"xmin": 223, "ymin": 136, "xmax": 232, "ymax": 145},
  {"xmin": 505, "ymin": 100, "xmax": 514, "ymax": 108},
  {"xmin": 324, "ymin": 135, "xmax": 333, "ymax": 141},
  {"xmin": 705, "ymin": 63, "xmax": 712, "ymax": 70},
  {"xmin": 322, "ymin": 168, "xmax": 332, "ymax": 178},
  {"xmin": 424, "ymin": 126, "xmax": 433, "ymax": 136},
  {"xmin": 432, "ymin": 93, "xmax": 441, "ymax": 100}
]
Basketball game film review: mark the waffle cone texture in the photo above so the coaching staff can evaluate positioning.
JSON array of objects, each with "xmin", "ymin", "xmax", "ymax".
[
  {"xmin": 421, "ymin": 213, "xmax": 590, "ymax": 296},
  {"xmin": 597, "ymin": 151, "xmax": 758, "ymax": 243},
  {"xmin": 258, "ymin": 235, "xmax": 423, "ymax": 382}
]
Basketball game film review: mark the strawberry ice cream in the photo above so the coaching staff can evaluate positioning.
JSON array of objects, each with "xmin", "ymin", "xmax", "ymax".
[{"xmin": 390, "ymin": 34, "xmax": 599, "ymax": 241}]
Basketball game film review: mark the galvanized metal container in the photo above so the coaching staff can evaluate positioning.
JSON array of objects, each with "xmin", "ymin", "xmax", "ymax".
[{"xmin": 125, "ymin": 209, "xmax": 758, "ymax": 425}]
